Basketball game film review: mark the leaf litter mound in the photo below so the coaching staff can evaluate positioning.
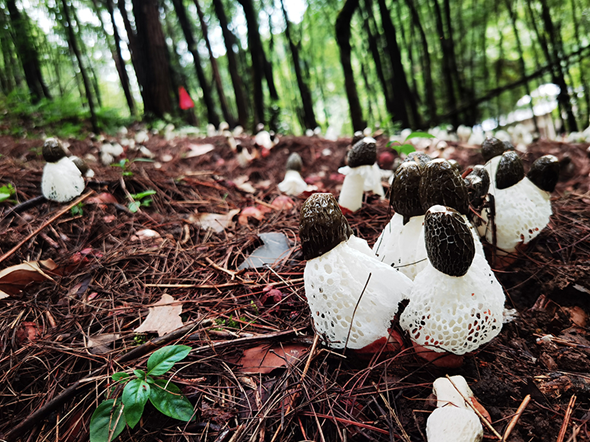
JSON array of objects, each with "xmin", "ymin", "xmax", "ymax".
[{"xmin": 1, "ymin": 132, "xmax": 590, "ymax": 441}]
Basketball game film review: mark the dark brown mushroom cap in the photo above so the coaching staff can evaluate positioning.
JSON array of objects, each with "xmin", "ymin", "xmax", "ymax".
[
  {"xmin": 71, "ymin": 156, "xmax": 90, "ymax": 175},
  {"xmin": 347, "ymin": 137, "xmax": 377, "ymax": 168},
  {"xmin": 464, "ymin": 165, "xmax": 490, "ymax": 207},
  {"xmin": 481, "ymin": 137, "xmax": 509, "ymax": 162},
  {"xmin": 424, "ymin": 206, "xmax": 475, "ymax": 277},
  {"xmin": 527, "ymin": 155, "xmax": 560, "ymax": 192},
  {"xmin": 299, "ymin": 193, "xmax": 353, "ymax": 260},
  {"xmin": 496, "ymin": 151, "xmax": 524, "ymax": 189},
  {"xmin": 404, "ymin": 151, "xmax": 432, "ymax": 166},
  {"xmin": 42, "ymin": 138, "xmax": 67, "ymax": 163},
  {"xmin": 285, "ymin": 152, "xmax": 303, "ymax": 172},
  {"xmin": 419, "ymin": 159, "xmax": 470, "ymax": 215},
  {"xmin": 447, "ymin": 159, "xmax": 461, "ymax": 174},
  {"xmin": 351, "ymin": 131, "xmax": 364, "ymax": 146},
  {"xmin": 390, "ymin": 161, "xmax": 424, "ymax": 224}
]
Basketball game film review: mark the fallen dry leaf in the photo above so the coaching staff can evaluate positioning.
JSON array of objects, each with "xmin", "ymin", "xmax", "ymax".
[
  {"xmin": 190, "ymin": 208, "xmax": 240, "ymax": 233},
  {"xmin": 238, "ymin": 205, "xmax": 271, "ymax": 226},
  {"xmin": 134, "ymin": 294, "xmax": 184, "ymax": 337},
  {"xmin": 233, "ymin": 175, "xmax": 256, "ymax": 193},
  {"xmin": 131, "ymin": 229, "xmax": 163, "ymax": 243},
  {"xmin": 271, "ymin": 195, "xmax": 295, "ymax": 210},
  {"xmin": 237, "ymin": 343, "xmax": 309, "ymax": 374},
  {"xmin": 16, "ymin": 321, "xmax": 41, "ymax": 344},
  {"xmin": 0, "ymin": 259, "xmax": 58, "ymax": 298},
  {"xmin": 186, "ymin": 143, "xmax": 214, "ymax": 158},
  {"xmin": 86, "ymin": 333, "xmax": 121, "ymax": 354}
]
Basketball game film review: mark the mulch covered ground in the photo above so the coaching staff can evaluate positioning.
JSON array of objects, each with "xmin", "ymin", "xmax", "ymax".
[{"xmin": 1, "ymin": 130, "xmax": 590, "ymax": 442}]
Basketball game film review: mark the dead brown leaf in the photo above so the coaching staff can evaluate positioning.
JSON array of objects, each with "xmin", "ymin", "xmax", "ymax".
[
  {"xmin": 190, "ymin": 208, "xmax": 240, "ymax": 233},
  {"xmin": 237, "ymin": 343, "xmax": 309, "ymax": 374},
  {"xmin": 238, "ymin": 205, "xmax": 271, "ymax": 226},
  {"xmin": 134, "ymin": 294, "xmax": 184, "ymax": 337},
  {"xmin": 86, "ymin": 333, "xmax": 121, "ymax": 354},
  {"xmin": 0, "ymin": 259, "xmax": 58, "ymax": 298}
]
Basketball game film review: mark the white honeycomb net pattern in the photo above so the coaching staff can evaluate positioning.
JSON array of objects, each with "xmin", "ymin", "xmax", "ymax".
[
  {"xmin": 400, "ymin": 253, "xmax": 505, "ymax": 355},
  {"xmin": 304, "ymin": 236, "xmax": 413, "ymax": 349}
]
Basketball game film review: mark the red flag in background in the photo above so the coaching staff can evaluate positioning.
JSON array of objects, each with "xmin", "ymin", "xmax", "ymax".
[{"xmin": 179, "ymin": 86, "xmax": 194, "ymax": 110}]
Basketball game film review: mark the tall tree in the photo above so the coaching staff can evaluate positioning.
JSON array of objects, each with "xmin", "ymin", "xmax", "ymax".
[
  {"xmin": 212, "ymin": 0, "xmax": 249, "ymax": 128},
  {"xmin": 131, "ymin": 0, "xmax": 175, "ymax": 119},
  {"xmin": 570, "ymin": 0, "xmax": 589, "ymax": 125},
  {"xmin": 59, "ymin": 0, "xmax": 98, "ymax": 132},
  {"xmin": 280, "ymin": 0, "xmax": 317, "ymax": 130},
  {"xmin": 171, "ymin": 0, "xmax": 219, "ymax": 126},
  {"xmin": 104, "ymin": 0, "xmax": 136, "ymax": 116},
  {"xmin": 6, "ymin": 0, "xmax": 50, "ymax": 103},
  {"xmin": 237, "ymin": 0, "xmax": 279, "ymax": 128},
  {"xmin": 377, "ymin": 0, "xmax": 420, "ymax": 128},
  {"xmin": 336, "ymin": 0, "xmax": 366, "ymax": 131}
]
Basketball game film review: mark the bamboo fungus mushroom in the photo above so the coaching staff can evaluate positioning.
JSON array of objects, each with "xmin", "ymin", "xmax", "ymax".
[
  {"xmin": 300, "ymin": 193, "xmax": 413, "ymax": 350},
  {"xmin": 278, "ymin": 153, "xmax": 309, "ymax": 196},
  {"xmin": 41, "ymin": 138, "xmax": 85, "ymax": 202}
]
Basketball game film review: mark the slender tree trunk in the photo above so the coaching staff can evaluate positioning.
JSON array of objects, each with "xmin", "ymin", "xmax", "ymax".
[
  {"xmin": 193, "ymin": 0, "xmax": 235, "ymax": 127},
  {"xmin": 504, "ymin": 0, "xmax": 539, "ymax": 134},
  {"xmin": 6, "ymin": 0, "xmax": 50, "ymax": 103},
  {"xmin": 280, "ymin": 0, "xmax": 317, "ymax": 130},
  {"xmin": 170, "ymin": 0, "xmax": 219, "ymax": 126},
  {"xmin": 570, "ymin": 0, "xmax": 590, "ymax": 125},
  {"xmin": 404, "ymin": 0, "xmax": 436, "ymax": 125},
  {"xmin": 432, "ymin": 0, "xmax": 458, "ymax": 128},
  {"xmin": 361, "ymin": 0, "xmax": 395, "ymax": 121},
  {"xmin": 237, "ymin": 0, "xmax": 279, "ymax": 127},
  {"xmin": 131, "ymin": 0, "xmax": 174, "ymax": 119},
  {"xmin": 494, "ymin": 2, "xmax": 504, "ymax": 121},
  {"xmin": 212, "ymin": 0, "xmax": 248, "ymax": 128},
  {"xmin": 60, "ymin": 0, "xmax": 98, "ymax": 132},
  {"xmin": 377, "ymin": 0, "xmax": 419, "ymax": 128},
  {"xmin": 537, "ymin": 0, "xmax": 577, "ymax": 132},
  {"xmin": 443, "ymin": 0, "xmax": 468, "ymax": 117},
  {"xmin": 335, "ymin": 0, "xmax": 366, "ymax": 131},
  {"xmin": 105, "ymin": 0, "xmax": 136, "ymax": 116}
]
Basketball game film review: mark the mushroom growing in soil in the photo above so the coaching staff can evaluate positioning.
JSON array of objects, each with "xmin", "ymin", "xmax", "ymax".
[
  {"xmin": 278, "ymin": 153, "xmax": 309, "ymax": 196},
  {"xmin": 41, "ymin": 138, "xmax": 85, "ymax": 202},
  {"xmin": 399, "ymin": 205, "xmax": 505, "ymax": 366},
  {"xmin": 478, "ymin": 149, "xmax": 559, "ymax": 255},
  {"xmin": 338, "ymin": 137, "xmax": 384, "ymax": 212},
  {"xmin": 426, "ymin": 376, "xmax": 484, "ymax": 442},
  {"xmin": 300, "ymin": 193, "xmax": 413, "ymax": 351}
]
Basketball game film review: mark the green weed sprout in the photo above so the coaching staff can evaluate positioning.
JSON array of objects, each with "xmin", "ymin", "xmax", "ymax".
[
  {"xmin": 111, "ymin": 158, "xmax": 154, "ymax": 177},
  {"xmin": 387, "ymin": 131, "xmax": 435, "ymax": 156},
  {"xmin": 0, "ymin": 183, "xmax": 16, "ymax": 203},
  {"xmin": 90, "ymin": 345, "xmax": 194, "ymax": 442},
  {"xmin": 71, "ymin": 202, "xmax": 84, "ymax": 217},
  {"xmin": 128, "ymin": 190, "xmax": 156, "ymax": 213}
]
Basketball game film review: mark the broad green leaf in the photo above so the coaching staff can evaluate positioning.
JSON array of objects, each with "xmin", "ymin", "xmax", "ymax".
[
  {"xmin": 147, "ymin": 345, "xmax": 191, "ymax": 376},
  {"xmin": 122, "ymin": 379, "xmax": 150, "ymax": 429},
  {"xmin": 132, "ymin": 158, "xmax": 155, "ymax": 163},
  {"xmin": 0, "ymin": 192, "xmax": 12, "ymax": 203},
  {"xmin": 404, "ymin": 131, "xmax": 435, "ymax": 141},
  {"xmin": 131, "ymin": 190, "xmax": 156, "ymax": 200},
  {"xmin": 128, "ymin": 201, "xmax": 140, "ymax": 213},
  {"xmin": 112, "ymin": 372, "xmax": 130, "ymax": 383},
  {"xmin": 149, "ymin": 379, "xmax": 194, "ymax": 422},
  {"xmin": 90, "ymin": 399, "xmax": 127, "ymax": 442},
  {"xmin": 391, "ymin": 143, "xmax": 416, "ymax": 156},
  {"xmin": 133, "ymin": 369, "xmax": 146, "ymax": 380}
]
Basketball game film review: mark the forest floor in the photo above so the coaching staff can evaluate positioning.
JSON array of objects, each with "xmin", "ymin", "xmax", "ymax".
[{"xmin": 1, "ymin": 129, "xmax": 590, "ymax": 442}]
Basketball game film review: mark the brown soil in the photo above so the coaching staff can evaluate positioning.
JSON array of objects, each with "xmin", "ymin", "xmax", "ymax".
[{"xmin": 1, "ymin": 131, "xmax": 590, "ymax": 442}]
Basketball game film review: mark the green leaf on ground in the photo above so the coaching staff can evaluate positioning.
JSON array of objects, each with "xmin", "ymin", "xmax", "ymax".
[
  {"xmin": 147, "ymin": 345, "xmax": 191, "ymax": 376},
  {"xmin": 122, "ymin": 378, "xmax": 150, "ymax": 429},
  {"xmin": 149, "ymin": 379, "xmax": 194, "ymax": 422},
  {"xmin": 89, "ymin": 399, "xmax": 127, "ymax": 442}
]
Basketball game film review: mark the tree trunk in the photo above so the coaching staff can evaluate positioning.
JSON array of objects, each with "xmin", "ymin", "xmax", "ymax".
[
  {"xmin": 280, "ymin": 0, "xmax": 317, "ymax": 130},
  {"xmin": 237, "ymin": 0, "xmax": 278, "ymax": 127},
  {"xmin": 170, "ymin": 0, "xmax": 219, "ymax": 126},
  {"xmin": 6, "ymin": 0, "xmax": 50, "ymax": 103},
  {"xmin": 570, "ymin": 0, "xmax": 590, "ymax": 126},
  {"xmin": 377, "ymin": 0, "xmax": 419, "ymax": 128},
  {"xmin": 193, "ymin": 0, "xmax": 235, "ymax": 127},
  {"xmin": 404, "ymin": 0, "xmax": 436, "ymax": 125},
  {"xmin": 504, "ymin": 0, "xmax": 539, "ymax": 134},
  {"xmin": 212, "ymin": 0, "xmax": 249, "ymax": 128},
  {"xmin": 432, "ymin": 0, "xmax": 458, "ymax": 128},
  {"xmin": 105, "ymin": 0, "xmax": 136, "ymax": 116},
  {"xmin": 335, "ymin": 0, "xmax": 366, "ymax": 132},
  {"xmin": 537, "ymin": 0, "xmax": 577, "ymax": 132},
  {"xmin": 443, "ymin": 0, "xmax": 468, "ymax": 117},
  {"xmin": 60, "ymin": 0, "xmax": 98, "ymax": 132},
  {"xmin": 361, "ymin": 0, "xmax": 395, "ymax": 121}
]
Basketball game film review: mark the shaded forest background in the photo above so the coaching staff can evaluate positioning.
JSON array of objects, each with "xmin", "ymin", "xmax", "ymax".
[{"xmin": 0, "ymin": 0, "xmax": 589, "ymax": 138}]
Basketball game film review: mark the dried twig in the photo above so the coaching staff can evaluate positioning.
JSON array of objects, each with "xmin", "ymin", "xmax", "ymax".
[
  {"xmin": 557, "ymin": 395, "xmax": 577, "ymax": 442},
  {"xmin": 502, "ymin": 394, "xmax": 530, "ymax": 441}
]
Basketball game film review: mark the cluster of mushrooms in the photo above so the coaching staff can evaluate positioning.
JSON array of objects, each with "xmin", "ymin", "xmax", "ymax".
[{"xmin": 299, "ymin": 136, "xmax": 560, "ymax": 367}]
